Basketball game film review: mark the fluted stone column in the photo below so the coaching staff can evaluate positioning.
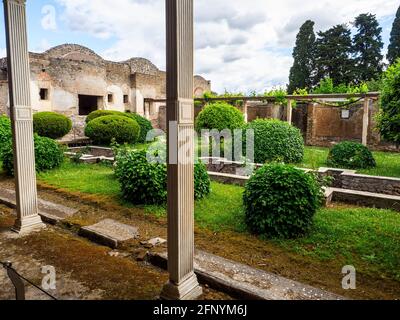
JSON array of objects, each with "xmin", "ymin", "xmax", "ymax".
[
  {"xmin": 3, "ymin": 0, "xmax": 44, "ymax": 233},
  {"xmin": 362, "ymin": 98, "xmax": 370, "ymax": 146},
  {"xmin": 161, "ymin": 0, "xmax": 202, "ymax": 300}
]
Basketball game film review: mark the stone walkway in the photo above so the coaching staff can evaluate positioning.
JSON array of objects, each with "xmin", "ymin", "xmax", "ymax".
[{"xmin": 0, "ymin": 227, "xmax": 105, "ymax": 300}]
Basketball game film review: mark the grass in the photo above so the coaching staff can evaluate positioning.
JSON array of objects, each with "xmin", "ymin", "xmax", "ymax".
[
  {"xmin": 299, "ymin": 146, "xmax": 400, "ymax": 178},
  {"xmin": 34, "ymin": 160, "xmax": 400, "ymax": 280},
  {"xmin": 38, "ymin": 161, "xmax": 120, "ymax": 196}
]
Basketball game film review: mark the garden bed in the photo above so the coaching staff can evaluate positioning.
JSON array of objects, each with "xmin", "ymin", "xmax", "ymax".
[{"xmin": 24, "ymin": 161, "xmax": 400, "ymax": 299}]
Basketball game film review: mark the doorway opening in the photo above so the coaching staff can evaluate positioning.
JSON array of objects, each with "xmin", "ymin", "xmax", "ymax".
[{"xmin": 78, "ymin": 95, "xmax": 102, "ymax": 116}]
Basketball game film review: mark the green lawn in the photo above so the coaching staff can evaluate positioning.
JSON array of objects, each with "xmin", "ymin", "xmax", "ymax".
[
  {"xmin": 34, "ymin": 160, "xmax": 400, "ymax": 280},
  {"xmin": 299, "ymin": 146, "xmax": 400, "ymax": 178}
]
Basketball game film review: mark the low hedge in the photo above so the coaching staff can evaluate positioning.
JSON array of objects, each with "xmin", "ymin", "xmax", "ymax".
[
  {"xmin": 2, "ymin": 134, "xmax": 64, "ymax": 175},
  {"xmin": 33, "ymin": 112, "xmax": 72, "ymax": 139},
  {"xmin": 327, "ymin": 141, "xmax": 376, "ymax": 169},
  {"xmin": 85, "ymin": 115, "xmax": 140, "ymax": 145},
  {"xmin": 243, "ymin": 163, "xmax": 323, "ymax": 239}
]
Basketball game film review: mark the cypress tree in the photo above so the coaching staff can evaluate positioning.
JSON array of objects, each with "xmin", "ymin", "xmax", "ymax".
[
  {"xmin": 387, "ymin": 6, "xmax": 400, "ymax": 65},
  {"xmin": 314, "ymin": 24, "xmax": 355, "ymax": 86},
  {"xmin": 287, "ymin": 20, "xmax": 316, "ymax": 93},
  {"xmin": 353, "ymin": 13, "xmax": 383, "ymax": 82}
]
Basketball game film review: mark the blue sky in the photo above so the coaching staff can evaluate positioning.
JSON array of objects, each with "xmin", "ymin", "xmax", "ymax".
[{"xmin": 0, "ymin": 0, "xmax": 398, "ymax": 93}]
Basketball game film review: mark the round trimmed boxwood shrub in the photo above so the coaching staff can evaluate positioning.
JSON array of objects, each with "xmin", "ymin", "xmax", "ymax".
[
  {"xmin": 85, "ymin": 115, "xmax": 140, "ymax": 145},
  {"xmin": 243, "ymin": 163, "xmax": 322, "ymax": 239},
  {"xmin": 114, "ymin": 149, "xmax": 210, "ymax": 205},
  {"xmin": 86, "ymin": 110, "xmax": 153, "ymax": 143},
  {"xmin": 2, "ymin": 134, "xmax": 64, "ymax": 176},
  {"xmin": 85, "ymin": 110, "xmax": 122, "ymax": 124},
  {"xmin": 195, "ymin": 102, "xmax": 245, "ymax": 132},
  {"xmin": 33, "ymin": 112, "xmax": 72, "ymax": 139},
  {"xmin": 125, "ymin": 112, "xmax": 153, "ymax": 143},
  {"xmin": 327, "ymin": 141, "xmax": 376, "ymax": 169},
  {"xmin": 244, "ymin": 119, "xmax": 304, "ymax": 164}
]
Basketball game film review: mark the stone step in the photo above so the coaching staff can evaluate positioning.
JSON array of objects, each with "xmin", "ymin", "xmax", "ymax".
[
  {"xmin": 79, "ymin": 219, "xmax": 139, "ymax": 249},
  {"xmin": 0, "ymin": 188, "xmax": 78, "ymax": 224},
  {"xmin": 148, "ymin": 250, "xmax": 345, "ymax": 300},
  {"xmin": 327, "ymin": 187, "xmax": 400, "ymax": 211}
]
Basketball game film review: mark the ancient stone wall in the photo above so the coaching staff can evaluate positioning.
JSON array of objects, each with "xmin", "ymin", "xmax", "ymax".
[{"xmin": 0, "ymin": 44, "xmax": 211, "ymax": 139}]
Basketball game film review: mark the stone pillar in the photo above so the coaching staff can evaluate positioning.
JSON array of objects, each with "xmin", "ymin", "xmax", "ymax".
[
  {"xmin": 287, "ymin": 99, "xmax": 293, "ymax": 124},
  {"xmin": 3, "ymin": 0, "xmax": 44, "ymax": 234},
  {"xmin": 243, "ymin": 100, "xmax": 248, "ymax": 123},
  {"xmin": 362, "ymin": 98, "xmax": 370, "ymax": 146},
  {"xmin": 161, "ymin": 0, "xmax": 202, "ymax": 300},
  {"xmin": 144, "ymin": 100, "xmax": 151, "ymax": 119}
]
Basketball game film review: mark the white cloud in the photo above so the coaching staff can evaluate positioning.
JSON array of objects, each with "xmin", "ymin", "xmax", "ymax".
[{"xmin": 56, "ymin": 0, "xmax": 399, "ymax": 93}]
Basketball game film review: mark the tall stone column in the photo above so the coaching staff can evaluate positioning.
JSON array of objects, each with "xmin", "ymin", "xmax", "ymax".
[
  {"xmin": 362, "ymin": 98, "xmax": 370, "ymax": 146},
  {"xmin": 3, "ymin": 0, "xmax": 44, "ymax": 233},
  {"xmin": 161, "ymin": 0, "xmax": 202, "ymax": 300},
  {"xmin": 286, "ymin": 99, "xmax": 293, "ymax": 124}
]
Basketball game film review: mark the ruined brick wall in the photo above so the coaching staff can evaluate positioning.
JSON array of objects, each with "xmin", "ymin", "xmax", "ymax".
[
  {"xmin": 304, "ymin": 101, "xmax": 394, "ymax": 150},
  {"xmin": 247, "ymin": 102, "xmax": 285, "ymax": 122}
]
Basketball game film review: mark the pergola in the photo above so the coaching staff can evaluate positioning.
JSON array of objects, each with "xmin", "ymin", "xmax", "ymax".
[{"xmin": 3, "ymin": 0, "xmax": 201, "ymax": 300}]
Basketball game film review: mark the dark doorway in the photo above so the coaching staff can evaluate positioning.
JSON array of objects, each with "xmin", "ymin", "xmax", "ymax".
[{"xmin": 78, "ymin": 95, "xmax": 100, "ymax": 115}]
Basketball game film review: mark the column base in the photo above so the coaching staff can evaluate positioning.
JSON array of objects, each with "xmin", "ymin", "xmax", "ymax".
[
  {"xmin": 160, "ymin": 273, "xmax": 203, "ymax": 300},
  {"xmin": 12, "ymin": 214, "xmax": 45, "ymax": 235}
]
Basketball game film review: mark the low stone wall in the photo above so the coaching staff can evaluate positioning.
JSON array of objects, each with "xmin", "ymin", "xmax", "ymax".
[
  {"xmin": 203, "ymin": 158, "xmax": 400, "ymax": 197},
  {"xmin": 319, "ymin": 168, "xmax": 400, "ymax": 196}
]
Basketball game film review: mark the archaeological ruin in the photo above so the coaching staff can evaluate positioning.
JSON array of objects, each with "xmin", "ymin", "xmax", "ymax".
[{"xmin": 0, "ymin": 43, "xmax": 211, "ymax": 137}]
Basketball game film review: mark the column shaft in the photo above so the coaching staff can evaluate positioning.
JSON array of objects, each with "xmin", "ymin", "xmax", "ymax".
[
  {"xmin": 161, "ymin": 0, "xmax": 202, "ymax": 300},
  {"xmin": 3, "ymin": 0, "xmax": 44, "ymax": 233}
]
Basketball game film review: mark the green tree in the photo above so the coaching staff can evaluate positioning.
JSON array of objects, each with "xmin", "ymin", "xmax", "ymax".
[
  {"xmin": 353, "ymin": 13, "xmax": 383, "ymax": 82},
  {"xmin": 287, "ymin": 20, "xmax": 316, "ymax": 93},
  {"xmin": 314, "ymin": 24, "xmax": 355, "ymax": 86},
  {"xmin": 377, "ymin": 60, "xmax": 400, "ymax": 144},
  {"xmin": 387, "ymin": 6, "xmax": 400, "ymax": 65}
]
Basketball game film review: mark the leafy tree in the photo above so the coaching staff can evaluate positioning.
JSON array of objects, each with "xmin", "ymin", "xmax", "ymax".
[
  {"xmin": 377, "ymin": 60, "xmax": 400, "ymax": 144},
  {"xmin": 288, "ymin": 20, "xmax": 316, "ymax": 93},
  {"xmin": 353, "ymin": 13, "xmax": 383, "ymax": 82},
  {"xmin": 387, "ymin": 6, "xmax": 400, "ymax": 65},
  {"xmin": 314, "ymin": 24, "xmax": 355, "ymax": 86}
]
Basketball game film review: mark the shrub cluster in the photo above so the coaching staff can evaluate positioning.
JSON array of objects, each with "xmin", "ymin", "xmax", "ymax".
[
  {"xmin": 243, "ymin": 163, "xmax": 322, "ymax": 239},
  {"xmin": 115, "ymin": 148, "xmax": 210, "ymax": 205},
  {"xmin": 327, "ymin": 141, "xmax": 376, "ymax": 169},
  {"xmin": 124, "ymin": 112, "xmax": 153, "ymax": 143},
  {"xmin": 33, "ymin": 112, "xmax": 72, "ymax": 139},
  {"xmin": 195, "ymin": 102, "xmax": 245, "ymax": 132},
  {"xmin": 2, "ymin": 134, "xmax": 64, "ymax": 175},
  {"xmin": 0, "ymin": 115, "xmax": 11, "ymax": 143},
  {"xmin": 86, "ymin": 110, "xmax": 153, "ymax": 144},
  {"xmin": 244, "ymin": 119, "xmax": 304, "ymax": 164},
  {"xmin": 0, "ymin": 115, "xmax": 11, "ymax": 159},
  {"xmin": 85, "ymin": 115, "xmax": 140, "ymax": 145}
]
